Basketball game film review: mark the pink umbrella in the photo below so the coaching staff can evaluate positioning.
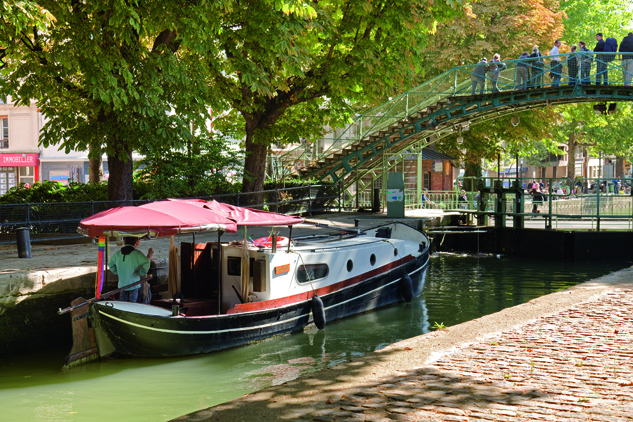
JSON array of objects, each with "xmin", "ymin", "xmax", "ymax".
[{"xmin": 78, "ymin": 201, "xmax": 237, "ymax": 238}]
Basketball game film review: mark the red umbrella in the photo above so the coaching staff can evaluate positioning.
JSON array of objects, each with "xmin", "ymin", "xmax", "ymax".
[
  {"xmin": 170, "ymin": 198, "xmax": 304, "ymax": 226},
  {"xmin": 78, "ymin": 201, "xmax": 237, "ymax": 238}
]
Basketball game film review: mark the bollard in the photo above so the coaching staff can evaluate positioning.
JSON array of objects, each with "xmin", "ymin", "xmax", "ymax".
[{"xmin": 15, "ymin": 227, "xmax": 31, "ymax": 258}]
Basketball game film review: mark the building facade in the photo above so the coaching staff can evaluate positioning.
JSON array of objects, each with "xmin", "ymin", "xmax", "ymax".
[{"xmin": 0, "ymin": 99, "xmax": 40, "ymax": 195}]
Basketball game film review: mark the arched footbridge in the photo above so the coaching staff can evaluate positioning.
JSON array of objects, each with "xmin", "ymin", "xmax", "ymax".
[{"xmin": 276, "ymin": 52, "xmax": 633, "ymax": 206}]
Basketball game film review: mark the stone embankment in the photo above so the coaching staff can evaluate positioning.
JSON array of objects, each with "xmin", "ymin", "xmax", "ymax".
[{"xmin": 174, "ymin": 268, "xmax": 633, "ymax": 422}]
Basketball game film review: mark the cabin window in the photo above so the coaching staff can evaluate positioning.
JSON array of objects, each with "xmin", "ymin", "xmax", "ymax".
[
  {"xmin": 370, "ymin": 254, "xmax": 376, "ymax": 266},
  {"xmin": 347, "ymin": 259, "xmax": 353, "ymax": 272},
  {"xmin": 227, "ymin": 256, "xmax": 256, "ymax": 276},
  {"xmin": 227, "ymin": 256, "xmax": 242, "ymax": 276},
  {"xmin": 297, "ymin": 264, "xmax": 329, "ymax": 283}
]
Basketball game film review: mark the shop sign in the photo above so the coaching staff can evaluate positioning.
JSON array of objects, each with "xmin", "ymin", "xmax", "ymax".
[
  {"xmin": 433, "ymin": 160, "xmax": 443, "ymax": 172},
  {"xmin": 50, "ymin": 170, "xmax": 70, "ymax": 185},
  {"xmin": 50, "ymin": 170, "xmax": 70, "ymax": 181},
  {"xmin": 0, "ymin": 153, "xmax": 39, "ymax": 166}
]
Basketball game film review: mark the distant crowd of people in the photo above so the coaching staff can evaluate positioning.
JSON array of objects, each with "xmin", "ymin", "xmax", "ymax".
[{"xmin": 470, "ymin": 32, "xmax": 633, "ymax": 95}]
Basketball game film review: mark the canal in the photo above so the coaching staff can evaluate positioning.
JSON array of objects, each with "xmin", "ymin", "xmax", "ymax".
[{"xmin": 0, "ymin": 255, "xmax": 625, "ymax": 422}]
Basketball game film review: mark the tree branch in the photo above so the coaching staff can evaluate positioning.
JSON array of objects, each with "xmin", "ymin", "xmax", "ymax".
[{"xmin": 152, "ymin": 29, "xmax": 179, "ymax": 53}]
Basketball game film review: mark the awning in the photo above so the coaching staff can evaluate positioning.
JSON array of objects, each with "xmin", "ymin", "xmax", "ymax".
[
  {"xmin": 169, "ymin": 198, "xmax": 304, "ymax": 226},
  {"xmin": 78, "ymin": 200, "xmax": 237, "ymax": 238}
]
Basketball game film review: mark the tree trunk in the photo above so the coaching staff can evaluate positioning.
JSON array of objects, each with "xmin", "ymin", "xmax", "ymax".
[
  {"xmin": 463, "ymin": 154, "xmax": 482, "ymax": 192},
  {"xmin": 615, "ymin": 156, "xmax": 625, "ymax": 178},
  {"xmin": 107, "ymin": 146, "xmax": 134, "ymax": 202},
  {"xmin": 566, "ymin": 132, "xmax": 578, "ymax": 186},
  {"xmin": 88, "ymin": 141, "xmax": 102, "ymax": 183},
  {"xmin": 241, "ymin": 126, "xmax": 268, "ymax": 200}
]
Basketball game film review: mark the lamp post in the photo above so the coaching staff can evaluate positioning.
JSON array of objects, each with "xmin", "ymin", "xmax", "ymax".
[
  {"xmin": 516, "ymin": 148, "xmax": 520, "ymax": 184},
  {"xmin": 514, "ymin": 147, "xmax": 524, "ymax": 229}
]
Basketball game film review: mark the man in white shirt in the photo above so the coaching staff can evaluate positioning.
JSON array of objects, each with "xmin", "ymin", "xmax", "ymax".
[{"xmin": 550, "ymin": 40, "xmax": 563, "ymax": 87}]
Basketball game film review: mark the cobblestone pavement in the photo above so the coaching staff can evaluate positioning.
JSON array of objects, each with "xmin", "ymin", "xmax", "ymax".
[{"xmin": 307, "ymin": 289, "xmax": 633, "ymax": 422}]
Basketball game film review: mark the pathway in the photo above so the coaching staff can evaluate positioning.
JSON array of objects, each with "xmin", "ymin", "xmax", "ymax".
[{"xmin": 172, "ymin": 269, "xmax": 633, "ymax": 421}]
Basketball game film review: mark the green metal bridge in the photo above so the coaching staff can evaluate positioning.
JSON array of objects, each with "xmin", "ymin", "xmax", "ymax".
[{"xmin": 274, "ymin": 52, "xmax": 633, "ymax": 208}]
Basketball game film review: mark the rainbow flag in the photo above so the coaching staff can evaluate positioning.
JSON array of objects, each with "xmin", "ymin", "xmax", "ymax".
[{"xmin": 95, "ymin": 237, "xmax": 106, "ymax": 298}]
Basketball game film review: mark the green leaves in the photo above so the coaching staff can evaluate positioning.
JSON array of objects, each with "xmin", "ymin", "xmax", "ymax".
[
  {"xmin": 2, "ymin": 0, "xmax": 224, "ymax": 192},
  {"xmin": 135, "ymin": 133, "xmax": 243, "ymax": 199}
]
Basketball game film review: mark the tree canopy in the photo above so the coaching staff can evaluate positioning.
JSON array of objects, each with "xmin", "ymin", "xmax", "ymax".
[
  {"xmin": 560, "ymin": 0, "xmax": 633, "ymax": 45},
  {"xmin": 206, "ymin": 0, "xmax": 466, "ymax": 194},
  {"xmin": 0, "ymin": 0, "xmax": 229, "ymax": 200},
  {"xmin": 424, "ymin": 0, "xmax": 565, "ymax": 75},
  {"xmin": 431, "ymin": 0, "xmax": 633, "ymax": 181}
]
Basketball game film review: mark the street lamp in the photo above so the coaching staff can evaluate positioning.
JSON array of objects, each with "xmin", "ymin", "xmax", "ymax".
[{"xmin": 511, "ymin": 112, "xmax": 520, "ymax": 127}]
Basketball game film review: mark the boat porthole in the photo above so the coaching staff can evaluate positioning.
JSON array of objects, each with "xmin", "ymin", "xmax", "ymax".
[
  {"xmin": 394, "ymin": 248, "xmax": 398, "ymax": 256},
  {"xmin": 370, "ymin": 254, "xmax": 376, "ymax": 266},
  {"xmin": 347, "ymin": 259, "xmax": 353, "ymax": 272}
]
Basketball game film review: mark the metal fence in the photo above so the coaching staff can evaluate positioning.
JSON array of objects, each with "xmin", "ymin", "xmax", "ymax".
[
  {"xmin": 0, "ymin": 185, "xmax": 340, "ymax": 245},
  {"xmin": 409, "ymin": 177, "xmax": 633, "ymax": 231}
]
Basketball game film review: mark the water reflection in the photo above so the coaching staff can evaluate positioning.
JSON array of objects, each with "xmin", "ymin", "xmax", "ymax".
[{"xmin": 0, "ymin": 255, "xmax": 623, "ymax": 422}]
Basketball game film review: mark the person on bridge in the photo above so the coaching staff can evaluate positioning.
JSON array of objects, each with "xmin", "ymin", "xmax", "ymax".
[
  {"xmin": 529, "ymin": 46, "xmax": 545, "ymax": 88},
  {"xmin": 566, "ymin": 45, "xmax": 579, "ymax": 86},
  {"xmin": 471, "ymin": 58, "xmax": 489, "ymax": 95},
  {"xmin": 516, "ymin": 52, "xmax": 530, "ymax": 90},
  {"xmin": 549, "ymin": 40, "xmax": 563, "ymax": 87},
  {"xmin": 620, "ymin": 32, "xmax": 633, "ymax": 86},
  {"xmin": 579, "ymin": 42, "xmax": 593, "ymax": 85},
  {"xmin": 594, "ymin": 33, "xmax": 607, "ymax": 85},
  {"xmin": 488, "ymin": 54, "xmax": 506, "ymax": 93}
]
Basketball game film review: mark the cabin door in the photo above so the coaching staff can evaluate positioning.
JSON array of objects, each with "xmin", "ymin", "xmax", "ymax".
[{"xmin": 180, "ymin": 242, "xmax": 219, "ymax": 299}]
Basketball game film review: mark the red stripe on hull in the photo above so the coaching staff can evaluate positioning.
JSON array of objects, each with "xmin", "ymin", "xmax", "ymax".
[{"xmin": 227, "ymin": 255, "xmax": 415, "ymax": 314}]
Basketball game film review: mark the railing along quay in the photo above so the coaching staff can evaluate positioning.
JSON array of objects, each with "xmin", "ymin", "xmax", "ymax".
[
  {"xmin": 0, "ymin": 185, "xmax": 340, "ymax": 245},
  {"xmin": 409, "ymin": 177, "xmax": 633, "ymax": 231}
]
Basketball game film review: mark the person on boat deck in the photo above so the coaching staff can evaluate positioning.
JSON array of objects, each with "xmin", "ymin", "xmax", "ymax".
[{"xmin": 108, "ymin": 237, "xmax": 154, "ymax": 302}]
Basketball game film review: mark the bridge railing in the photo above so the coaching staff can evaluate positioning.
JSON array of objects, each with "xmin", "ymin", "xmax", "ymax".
[{"xmin": 275, "ymin": 52, "xmax": 633, "ymax": 180}]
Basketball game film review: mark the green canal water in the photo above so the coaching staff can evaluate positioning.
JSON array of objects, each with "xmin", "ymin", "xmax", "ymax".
[{"xmin": 0, "ymin": 255, "xmax": 625, "ymax": 422}]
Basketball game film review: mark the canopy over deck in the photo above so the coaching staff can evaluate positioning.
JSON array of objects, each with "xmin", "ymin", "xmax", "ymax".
[
  {"xmin": 169, "ymin": 199, "xmax": 304, "ymax": 226},
  {"xmin": 78, "ymin": 201, "xmax": 238, "ymax": 238}
]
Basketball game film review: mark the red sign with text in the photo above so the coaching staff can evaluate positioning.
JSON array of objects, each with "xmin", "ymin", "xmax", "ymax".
[{"xmin": 0, "ymin": 153, "xmax": 39, "ymax": 167}]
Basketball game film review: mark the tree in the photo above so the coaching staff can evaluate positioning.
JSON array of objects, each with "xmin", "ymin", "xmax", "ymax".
[
  {"xmin": 136, "ymin": 133, "xmax": 242, "ymax": 199},
  {"xmin": 580, "ymin": 103, "xmax": 633, "ymax": 179},
  {"xmin": 423, "ymin": 0, "xmax": 565, "ymax": 75},
  {"xmin": 207, "ymin": 0, "xmax": 465, "ymax": 195},
  {"xmin": 0, "ymin": 1, "xmax": 223, "ymax": 201},
  {"xmin": 560, "ymin": 0, "xmax": 633, "ymax": 44},
  {"xmin": 437, "ymin": 108, "xmax": 562, "ymax": 188}
]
